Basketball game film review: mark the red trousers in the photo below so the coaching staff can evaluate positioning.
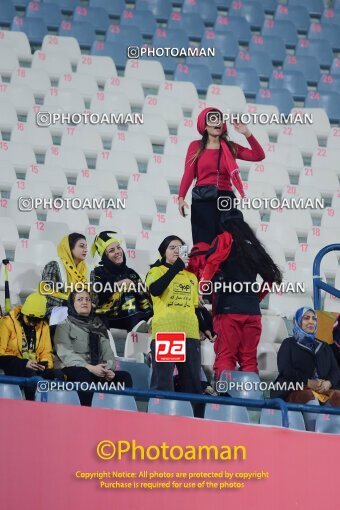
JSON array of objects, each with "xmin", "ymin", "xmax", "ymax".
[{"xmin": 213, "ymin": 314, "xmax": 262, "ymax": 378}]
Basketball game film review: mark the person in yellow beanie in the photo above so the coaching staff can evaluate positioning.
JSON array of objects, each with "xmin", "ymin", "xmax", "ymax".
[{"xmin": 0, "ymin": 293, "xmax": 64, "ymax": 398}]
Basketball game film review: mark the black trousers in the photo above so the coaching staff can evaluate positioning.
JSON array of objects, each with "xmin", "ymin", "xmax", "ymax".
[
  {"xmin": 63, "ymin": 366, "xmax": 133, "ymax": 406},
  {"xmin": 191, "ymin": 190, "xmax": 236, "ymax": 245},
  {"xmin": 0, "ymin": 355, "xmax": 64, "ymax": 400}
]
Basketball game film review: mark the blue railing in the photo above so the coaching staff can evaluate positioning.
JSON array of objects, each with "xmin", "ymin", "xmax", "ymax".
[
  {"xmin": 2, "ymin": 375, "xmax": 340, "ymax": 428},
  {"xmin": 313, "ymin": 243, "xmax": 340, "ymax": 310}
]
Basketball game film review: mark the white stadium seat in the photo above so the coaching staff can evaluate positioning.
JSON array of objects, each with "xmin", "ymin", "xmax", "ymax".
[
  {"xmin": 0, "ymin": 218, "xmax": 19, "ymax": 250},
  {"xmin": 46, "ymin": 208, "xmax": 89, "ymax": 232},
  {"xmin": 0, "ymin": 141, "xmax": 36, "ymax": 171},
  {"xmin": 44, "ymin": 145, "xmax": 87, "ymax": 178},
  {"xmin": 61, "ymin": 125, "xmax": 103, "ymax": 158},
  {"xmin": 0, "ymin": 48, "xmax": 19, "ymax": 76},
  {"xmin": 246, "ymin": 103, "xmax": 281, "ymax": 137},
  {"xmin": 29, "ymin": 221, "xmax": 71, "ymax": 242},
  {"xmin": 277, "ymin": 125, "xmax": 318, "ymax": 157},
  {"xmin": 26, "ymin": 104, "xmax": 65, "ymax": 138},
  {"xmin": 262, "ymin": 143, "xmax": 303, "ymax": 175},
  {"xmin": 90, "ymin": 91, "xmax": 131, "ymax": 116},
  {"xmin": 147, "ymin": 154, "xmax": 185, "ymax": 187},
  {"xmin": 99, "ymin": 210, "xmax": 142, "ymax": 245},
  {"xmin": 298, "ymin": 166, "xmax": 338, "ymax": 196},
  {"xmin": 135, "ymin": 230, "xmax": 172, "ymax": 254},
  {"xmin": 242, "ymin": 208, "xmax": 262, "ymax": 231},
  {"xmin": 270, "ymin": 208, "xmax": 313, "ymax": 236},
  {"xmin": 206, "ymin": 84, "xmax": 247, "ymax": 113},
  {"xmin": 11, "ymin": 67, "xmax": 51, "ymax": 97},
  {"xmin": 14, "ymin": 239, "xmax": 58, "ymax": 269},
  {"xmin": 257, "ymin": 342, "xmax": 278, "ymax": 379},
  {"xmin": 0, "ymin": 261, "xmax": 41, "ymax": 297},
  {"xmin": 124, "ymin": 59, "xmax": 165, "ymax": 88},
  {"xmin": 311, "ymin": 147, "xmax": 340, "ymax": 178},
  {"xmin": 281, "ymin": 184, "xmax": 322, "ymax": 202},
  {"xmin": 0, "ymin": 30, "xmax": 31, "ymax": 61},
  {"xmin": 158, "ymin": 80, "xmax": 199, "ymax": 111},
  {"xmin": 327, "ymin": 128, "xmax": 340, "ymax": 150},
  {"xmin": 321, "ymin": 206, "xmax": 340, "ymax": 230},
  {"xmin": 295, "ymin": 242, "xmax": 339, "ymax": 278},
  {"xmin": 163, "ymin": 135, "xmax": 193, "ymax": 157},
  {"xmin": 256, "ymin": 222, "xmax": 298, "ymax": 258},
  {"xmin": 112, "ymin": 132, "xmax": 153, "ymax": 163},
  {"xmin": 307, "ymin": 226, "xmax": 340, "ymax": 247},
  {"xmin": 151, "ymin": 213, "xmax": 192, "ymax": 245},
  {"xmin": 0, "ymin": 102, "xmax": 17, "ymax": 131},
  {"xmin": 129, "ymin": 113, "xmax": 169, "ymax": 145},
  {"xmin": 32, "ymin": 50, "xmax": 72, "ymax": 80},
  {"xmin": 291, "ymin": 108, "xmax": 330, "ymax": 140},
  {"xmin": 124, "ymin": 332, "xmax": 151, "ymax": 360},
  {"xmin": 44, "ymin": 87, "xmax": 85, "ymax": 113},
  {"xmin": 76, "ymin": 169, "xmax": 119, "ymax": 198},
  {"xmin": 76, "ymin": 55, "xmax": 117, "ymax": 85},
  {"xmin": 143, "ymin": 95, "xmax": 183, "ymax": 129},
  {"xmin": 0, "ymin": 198, "xmax": 37, "ymax": 234},
  {"xmin": 323, "ymin": 294, "xmax": 340, "ymax": 313},
  {"xmin": 247, "ymin": 162, "xmax": 290, "ymax": 193},
  {"xmin": 58, "ymin": 72, "xmax": 98, "ymax": 101},
  {"xmin": 104, "ymin": 76, "xmax": 144, "ymax": 108},
  {"xmin": 96, "ymin": 150, "xmax": 138, "ymax": 181},
  {"xmin": 122, "ymin": 190, "xmax": 157, "ymax": 223},
  {"xmin": 0, "ymin": 83, "xmax": 35, "ymax": 115},
  {"xmin": 0, "ymin": 163, "xmax": 16, "ymax": 192},
  {"xmin": 177, "ymin": 118, "xmax": 199, "ymax": 139},
  {"xmin": 10, "ymin": 122, "xmax": 53, "ymax": 153},
  {"xmin": 25, "ymin": 164, "xmax": 68, "ymax": 196},
  {"xmin": 41, "ymin": 35, "xmax": 81, "ymax": 65},
  {"xmin": 127, "ymin": 173, "xmax": 170, "ymax": 205},
  {"xmin": 260, "ymin": 315, "xmax": 288, "ymax": 344},
  {"xmin": 283, "ymin": 261, "xmax": 326, "ymax": 296},
  {"xmin": 268, "ymin": 293, "xmax": 313, "ymax": 320},
  {"xmin": 10, "ymin": 180, "xmax": 52, "ymax": 203}
]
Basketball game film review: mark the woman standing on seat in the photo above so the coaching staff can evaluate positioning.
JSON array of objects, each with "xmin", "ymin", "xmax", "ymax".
[
  {"xmin": 178, "ymin": 106, "xmax": 265, "ymax": 244},
  {"xmin": 200, "ymin": 209, "xmax": 282, "ymax": 379},
  {"xmin": 41, "ymin": 233, "xmax": 89, "ymax": 319},
  {"xmin": 271, "ymin": 307, "xmax": 340, "ymax": 406}
]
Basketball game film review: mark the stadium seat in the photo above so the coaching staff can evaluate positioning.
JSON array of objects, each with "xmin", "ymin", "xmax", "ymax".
[
  {"xmin": 277, "ymin": 125, "xmax": 318, "ymax": 157},
  {"xmin": 124, "ymin": 332, "xmax": 151, "ymax": 360},
  {"xmin": 136, "ymin": 0, "xmax": 172, "ymax": 22},
  {"xmin": 123, "ymin": 190, "xmax": 157, "ymax": 224},
  {"xmin": 120, "ymin": 9, "xmax": 156, "ymax": 38},
  {"xmin": 128, "ymin": 173, "xmax": 170, "ymax": 205},
  {"xmin": 46, "ymin": 208, "xmax": 89, "ymax": 232},
  {"xmin": 324, "ymin": 294, "xmax": 340, "ymax": 313},
  {"xmin": 125, "ymin": 59, "xmax": 165, "ymax": 88},
  {"xmin": 268, "ymin": 294, "xmax": 314, "ymax": 319},
  {"xmin": 44, "ymin": 87, "xmax": 85, "ymax": 114},
  {"xmin": 0, "ymin": 83, "xmax": 35, "ymax": 117},
  {"xmin": 311, "ymin": 147, "xmax": 340, "ymax": 177},
  {"xmin": 112, "ymin": 132, "xmax": 153, "ymax": 163},
  {"xmin": 201, "ymin": 30, "xmax": 238, "ymax": 60},
  {"xmin": 163, "ymin": 135, "xmax": 194, "ymax": 157},
  {"xmin": 99, "ymin": 210, "xmax": 142, "ymax": 245},
  {"xmin": 228, "ymin": 1, "xmax": 265, "ymax": 30},
  {"xmin": 248, "ymin": 162, "xmax": 290, "ymax": 193},
  {"xmin": 73, "ymin": 5, "xmax": 109, "ymax": 33},
  {"xmin": 92, "ymin": 393, "xmax": 138, "ymax": 411},
  {"xmin": 61, "ymin": 125, "xmax": 103, "ymax": 158},
  {"xmin": 168, "ymin": 12, "xmax": 205, "ymax": 40},
  {"xmin": 259, "ymin": 239, "xmax": 286, "ymax": 270},
  {"xmin": 327, "ymin": 128, "xmax": 340, "ymax": 150},
  {"xmin": 41, "ymin": 35, "xmax": 81, "ymax": 65},
  {"xmin": 14, "ymin": 239, "xmax": 57, "ymax": 268},
  {"xmin": 270, "ymin": 209, "xmax": 312, "ymax": 237},
  {"xmin": 44, "ymin": 145, "xmax": 87, "ymax": 178},
  {"xmin": 222, "ymin": 68, "xmax": 260, "ymax": 98},
  {"xmin": 321, "ymin": 206, "xmax": 340, "ymax": 230},
  {"xmin": 0, "ymin": 383, "xmax": 23, "ymax": 400},
  {"xmin": 322, "ymin": 7, "xmax": 340, "ymax": 26},
  {"xmin": 186, "ymin": 48, "xmax": 225, "ymax": 79},
  {"xmin": 58, "ymin": 72, "xmax": 98, "ymax": 101},
  {"xmin": 77, "ymin": 55, "xmax": 117, "ymax": 86},
  {"xmin": 0, "ymin": 30, "xmax": 31, "ymax": 62},
  {"xmin": 148, "ymin": 398, "xmax": 194, "ymax": 417},
  {"xmin": 291, "ymin": 107, "xmax": 330, "ymax": 139},
  {"xmin": 257, "ymin": 342, "xmax": 278, "ymax": 379},
  {"xmin": 0, "ymin": 163, "xmax": 16, "ymax": 191},
  {"xmin": 259, "ymin": 0, "xmax": 278, "ymax": 15},
  {"xmin": 0, "ymin": 197, "xmax": 37, "ymax": 235},
  {"xmin": 206, "ymin": 83, "xmax": 246, "ymax": 113},
  {"xmin": 269, "ymin": 70, "xmax": 307, "ymax": 101},
  {"xmin": 182, "ymin": 0, "xmax": 217, "ymax": 25},
  {"xmin": 0, "ymin": 103, "xmax": 17, "ymax": 132},
  {"xmin": 90, "ymin": 90, "xmax": 130, "ymax": 117},
  {"xmin": 318, "ymin": 74, "xmax": 340, "ymax": 94},
  {"xmin": 214, "ymin": 15, "xmax": 251, "ymax": 45},
  {"xmin": 0, "ymin": 140, "xmax": 36, "ymax": 170},
  {"xmin": 129, "ymin": 113, "xmax": 169, "ymax": 145},
  {"xmin": 158, "ymin": 80, "xmax": 198, "ymax": 111},
  {"xmin": 147, "ymin": 154, "xmax": 185, "ymax": 187},
  {"xmin": 200, "ymin": 338, "xmax": 215, "ymax": 367},
  {"xmin": 177, "ymin": 118, "xmax": 199, "ymax": 139},
  {"xmin": 309, "ymin": 22, "xmax": 340, "ymax": 52},
  {"xmin": 307, "ymin": 226, "xmax": 340, "ymax": 248},
  {"xmin": 174, "ymin": 63, "xmax": 212, "ymax": 94},
  {"xmin": 298, "ymin": 166, "xmax": 338, "ymax": 196},
  {"xmin": 106, "ymin": 24, "xmax": 143, "ymax": 47},
  {"xmin": 89, "ymin": 0, "xmax": 125, "ymax": 17},
  {"xmin": 29, "ymin": 221, "xmax": 71, "ymax": 242},
  {"xmin": 296, "ymin": 38, "xmax": 333, "ymax": 69},
  {"xmin": 283, "ymin": 261, "xmax": 325, "ymax": 296},
  {"xmin": 260, "ymin": 314, "xmax": 289, "ymax": 344},
  {"xmin": 306, "ymin": 91, "xmax": 340, "ymax": 124},
  {"xmin": 26, "ymin": 1, "xmax": 62, "ymax": 30},
  {"xmin": 0, "ymin": 261, "xmax": 41, "ymax": 296},
  {"xmin": 262, "ymin": 19, "xmax": 298, "ymax": 48},
  {"xmin": 32, "ymin": 50, "xmax": 72, "ymax": 80},
  {"xmin": 58, "ymin": 20, "xmax": 96, "ymax": 50},
  {"xmin": 204, "ymin": 403, "xmax": 250, "ymax": 423},
  {"xmin": 11, "ymin": 67, "xmax": 51, "ymax": 97},
  {"xmin": 11, "ymin": 16, "xmax": 47, "ymax": 46},
  {"xmin": 288, "ymin": 0, "xmax": 323, "ymax": 17},
  {"xmin": 114, "ymin": 359, "xmax": 151, "ymax": 389},
  {"xmin": 256, "ymin": 222, "xmax": 298, "ymax": 258},
  {"xmin": 143, "ymin": 95, "xmax": 183, "ymax": 130},
  {"xmin": 0, "ymin": 1, "xmax": 15, "ymax": 27},
  {"xmin": 0, "ymin": 48, "xmax": 19, "ymax": 77},
  {"xmin": 76, "ymin": 169, "xmax": 119, "ymax": 199},
  {"xmin": 249, "ymin": 34, "xmax": 286, "ymax": 65},
  {"xmin": 92, "ymin": 40, "xmax": 126, "ymax": 69},
  {"xmin": 10, "ymin": 179, "xmax": 52, "ymax": 204},
  {"xmin": 96, "ymin": 149, "xmax": 138, "ymax": 179},
  {"xmin": 153, "ymin": 27, "xmax": 189, "ymax": 52},
  {"xmin": 315, "ymin": 413, "xmax": 340, "ymax": 434},
  {"xmin": 25, "ymin": 164, "xmax": 67, "ymax": 196},
  {"xmin": 104, "ymin": 76, "xmax": 144, "ymax": 108},
  {"xmin": 218, "ymin": 370, "xmax": 263, "ymax": 400},
  {"xmin": 37, "ymin": 390, "xmax": 81, "ymax": 405},
  {"xmin": 235, "ymin": 50, "xmax": 273, "ymax": 81},
  {"xmin": 260, "ymin": 409, "xmax": 306, "ymax": 430},
  {"xmin": 256, "ymin": 88, "xmax": 294, "ymax": 116},
  {"xmin": 44, "ymin": 0, "xmax": 77, "ymax": 13},
  {"xmin": 295, "ymin": 241, "xmax": 339, "ymax": 278},
  {"xmin": 11, "ymin": 122, "xmax": 52, "ymax": 153},
  {"xmin": 283, "ymin": 55, "xmax": 320, "ymax": 85},
  {"xmin": 0, "ymin": 218, "xmax": 19, "ymax": 250},
  {"xmin": 281, "ymin": 184, "xmax": 321, "ymax": 204},
  {"xmin": 135, "ymin": 230, "xmax": 172, "ymax": 255},
  {"xmin": 151, "ymin": 214, "xmax": 191, "ymax": 244},
  {"xmin": 275, "ymin": 4, "xmax": 310, "ymax": 33}
]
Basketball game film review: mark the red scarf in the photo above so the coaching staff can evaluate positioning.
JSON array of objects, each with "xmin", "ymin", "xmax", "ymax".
[{"xmin": 196, "ymin": 107, "xmax": 245, "ymax": 198}]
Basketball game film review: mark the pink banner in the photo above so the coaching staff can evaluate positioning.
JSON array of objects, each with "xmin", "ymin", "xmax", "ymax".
[{"xmin": 0, "ymin": 399, "xmax": 338, "ymax": 509}]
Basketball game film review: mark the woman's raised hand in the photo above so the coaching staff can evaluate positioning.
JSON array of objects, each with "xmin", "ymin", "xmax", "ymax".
[
  {"xmin": 233, "ymin": 122, "xmax": 251, "ymax": 137},
  {"xmin": 178, "ymin": 197, "xmax": 189, "ymax": 217}
]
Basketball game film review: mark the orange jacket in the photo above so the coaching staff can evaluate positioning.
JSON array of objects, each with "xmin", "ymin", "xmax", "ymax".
[{"xmin": 0, "ymin": 306, "xmax": 53, "ymax": 368}]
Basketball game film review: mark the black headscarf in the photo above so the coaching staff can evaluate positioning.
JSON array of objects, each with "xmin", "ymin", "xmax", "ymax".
[
  {"xmin": 150, "ymin": 235, "xmax": 185, "ymax": 268},
  {"xmin": 67, "ymin": 291, "xmax": 109, "ymax": 365}
]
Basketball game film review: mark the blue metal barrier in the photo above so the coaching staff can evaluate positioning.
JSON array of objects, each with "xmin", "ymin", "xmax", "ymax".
[{"xmin": 313, "ymin": 243, "xmax": 340, "ymax": 310}]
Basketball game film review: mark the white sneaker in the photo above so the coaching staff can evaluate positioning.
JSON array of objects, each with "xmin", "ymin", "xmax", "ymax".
[{"xmin": 131, "ymin": 320, "xmax": 149, "ymax": 333}]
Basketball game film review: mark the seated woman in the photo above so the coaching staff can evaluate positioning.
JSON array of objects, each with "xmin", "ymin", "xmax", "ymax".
[
  {"xmin": 90, "ymin": 231, "xmax": 153, "ymax": 332},
  {"xmin": 41, "ymin": 233, "xmax": 89, "ymax": 320},
  {"xmin": 331, "ymin": 314, "xmax": 340, "ymax": 369},
  {"xmin": 54, "ymin": 289, "xmax": 132, "ymax": 405},
  {"xmin": 0, "ymin": 293, "xmax": 64, "ymax": 399},
  {"xmin": 146, "ymin": 235, "xmax": 215, "ymax": 397},
  {"xmin": 271, "ymin": 307, "xmax": 340, "ymax": 406}
]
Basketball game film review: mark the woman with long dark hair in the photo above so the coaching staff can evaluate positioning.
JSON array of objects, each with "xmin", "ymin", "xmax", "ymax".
[
  {"xmin": 200, "ymin": 209, "xmax": 283, "ymax": 378},
  {"xmin": 178, "ymin": 106, "xmax": 265, "ymax": 244}
]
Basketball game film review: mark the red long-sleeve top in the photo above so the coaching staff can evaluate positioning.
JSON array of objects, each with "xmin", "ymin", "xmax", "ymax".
[{"xmin": 178, "ymin": 134, "xmax": 265, "ymax": 199}]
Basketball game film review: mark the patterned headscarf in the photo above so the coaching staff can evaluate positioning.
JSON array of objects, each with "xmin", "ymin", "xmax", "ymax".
[{"xmin": 293, "ymin": 306, "xmax": 319, "ymax": 352}]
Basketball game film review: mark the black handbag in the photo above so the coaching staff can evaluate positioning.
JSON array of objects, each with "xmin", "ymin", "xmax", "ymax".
[{"xmin": 192, "ymin": 147, "xmax": 221, "ymax": 201}]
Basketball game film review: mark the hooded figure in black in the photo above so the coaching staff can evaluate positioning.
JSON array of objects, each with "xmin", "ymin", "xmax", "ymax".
[{"xmin": 90, "ymin": 231, "xmax": 153, "ymax": 332}]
